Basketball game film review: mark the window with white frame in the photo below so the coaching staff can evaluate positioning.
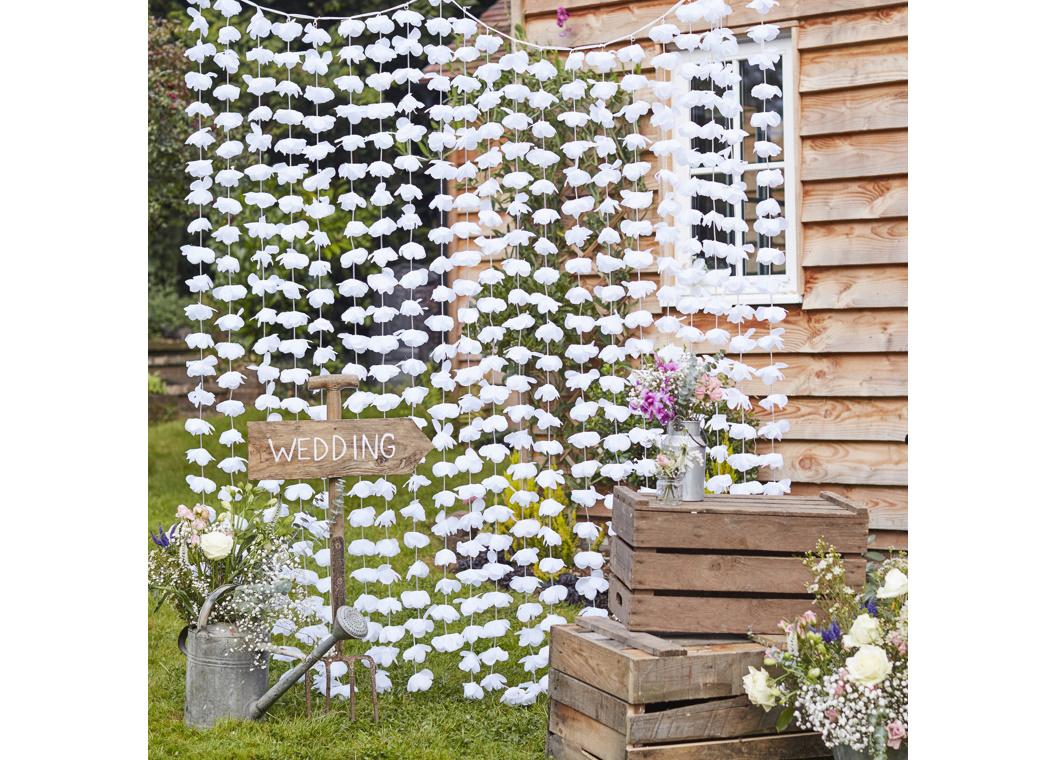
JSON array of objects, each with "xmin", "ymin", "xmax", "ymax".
[{"xmin": 673, "ymin": 35, "xmax": 800, "ymax": 303}]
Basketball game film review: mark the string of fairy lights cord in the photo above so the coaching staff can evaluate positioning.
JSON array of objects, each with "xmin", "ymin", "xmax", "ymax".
[{"xmin": 180, "ymin": 0, "xmax": 790, "ymax": 703}]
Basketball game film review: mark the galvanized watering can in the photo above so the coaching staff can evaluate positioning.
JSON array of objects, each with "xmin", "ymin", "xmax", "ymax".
[{"xmin": 179, "ymin": 583, "xmax": 368, "ymax": 728}]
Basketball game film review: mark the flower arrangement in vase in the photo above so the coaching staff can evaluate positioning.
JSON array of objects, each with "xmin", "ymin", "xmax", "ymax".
[
  {"xmin": 652, "ymin": 441, "xmax": 704, "ymax": 505},
  {"xmin": 626, "ymin": 350, "xmax": 729, "ymax": 428},
  {"xmin": 743, "ymin": 541, "xmax": 908, "ymax": 759},
  {"xmin": 148, "ymin": 483, "xmax": 312, "ymax": 658},
  {"xmin": 627, "ymin": 350, "xmax": 748, "ymax": 500}
]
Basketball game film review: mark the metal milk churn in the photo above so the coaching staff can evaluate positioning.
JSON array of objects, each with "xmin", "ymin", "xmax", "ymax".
[
  {"xmin": 179, "ymin": 583, "xmax": 269, "ymax": 728},
  {"xmin": 662, "ymin": 419, "xmax": 708, "ymax": 502}
]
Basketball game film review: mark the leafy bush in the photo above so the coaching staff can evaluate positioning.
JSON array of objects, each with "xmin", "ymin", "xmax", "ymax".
[
  {"xmin": 148, "ymin": 373, "xmax": 168, "ymax": 395},
  {"xmin": 149, "ymin": 280, "xmax": 190, "ymax": 338}
]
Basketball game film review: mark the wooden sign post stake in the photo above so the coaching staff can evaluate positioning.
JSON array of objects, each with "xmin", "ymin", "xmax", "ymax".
[
  {"xmin": 246, "ymin": 373, "xmax": 433, "ymax": 657},
  {"xmin": 306, "ymin": 374, "xmax": 359, "ymax": 629}
]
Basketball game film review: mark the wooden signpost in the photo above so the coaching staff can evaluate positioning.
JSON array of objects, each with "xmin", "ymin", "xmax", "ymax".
[{"xmin": 246, "ymin": 374, "xmax": 433, "ymax": 630}]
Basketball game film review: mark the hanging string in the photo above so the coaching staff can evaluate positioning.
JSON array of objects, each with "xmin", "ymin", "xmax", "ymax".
[
  {"xmin": 235, "ymin": 0, "xmax": 419, "ymax": 23},
  {"xmin": 232, "ymin": 0, "xmax": 692, "ymax": 54}
]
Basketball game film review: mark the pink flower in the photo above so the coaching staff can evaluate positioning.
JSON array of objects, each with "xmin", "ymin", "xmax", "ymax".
[
  {"xmin": 802, "ymin": 610, "xmax": 817, "ymax": 624},
  {"xmin": 656, "ymin": 454, "xmax": 669, "ymax": 467},
  {"xmin": 176, "ymin": 504, "xmax": 192, "ymax": 520},
  {"xmin": 886, "ymin": 720, "xmax": 907, "ymax": 749},
  {"xmin": 556, "ymin": 7, "xmax": 570, "ymax": 27},
  {"xmin": 832, "ymin": 681, "xmax": 845, "ymax": 697},
  {"xmin": 694, "ymin": 375, "xmax": 724, "ymax": 401},
  {"xmin": 825, "ymin": 708, "xmax": 838, "ymax": 722}
]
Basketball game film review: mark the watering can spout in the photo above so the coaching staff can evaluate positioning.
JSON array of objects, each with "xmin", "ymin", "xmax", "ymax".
[{"xmin": 247, "ymin": 605, "xmax": 368, "ymax": 720}]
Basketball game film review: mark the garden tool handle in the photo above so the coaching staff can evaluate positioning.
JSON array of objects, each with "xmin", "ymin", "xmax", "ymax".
[{"xmin": 306, "ymin": 373, "xmax": 361, "ymax": 391}]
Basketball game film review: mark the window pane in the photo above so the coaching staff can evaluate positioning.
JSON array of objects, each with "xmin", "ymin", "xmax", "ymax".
[
  {"xmin": 690, "ymin": 79, "xmax": 729, "ymax": 161},
  {"xmin": 740, "ymin": 57, "xmax": 783, "ymax": 166},
  {"xmin": 692, "ymin": 182, "xmax": 736, "ymax": 273},
  {"xmin": 743, "ymin": 176, "xmax": 786, "ymax": 276}
]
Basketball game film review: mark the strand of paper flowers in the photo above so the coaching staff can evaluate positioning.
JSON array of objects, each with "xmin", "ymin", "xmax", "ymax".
[{"xmin": 184, "ymin": 3, "xmax": 217, "ymax": 503}]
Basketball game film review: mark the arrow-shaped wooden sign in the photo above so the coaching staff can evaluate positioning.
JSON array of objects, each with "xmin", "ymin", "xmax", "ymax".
[{"xmin": 247, "ymin": 418, "xmax": 432, "ymax": 480}]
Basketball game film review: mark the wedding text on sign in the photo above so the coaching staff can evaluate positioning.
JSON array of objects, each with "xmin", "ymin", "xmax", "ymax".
[
  {"xmin": 269, "ymin": 433, "xmax": 396, "ymax": 463},
  {"xmin": 246, "ymin": 419, "xmax": 433, "ymax": 479}
]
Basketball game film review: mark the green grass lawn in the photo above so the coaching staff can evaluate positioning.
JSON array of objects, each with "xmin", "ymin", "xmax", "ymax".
[{"xmin": 149, "ymin": 412, "xmax": 554, "ymax": 759}]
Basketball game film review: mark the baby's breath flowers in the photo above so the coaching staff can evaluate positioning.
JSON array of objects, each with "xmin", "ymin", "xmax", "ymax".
[
  {"xmin": 148, "ymin": 483, "xmax": 316, "ymax": 659},
  {"xmin": 744, "ymin": 541, "xmax": 908, "ymax": 758}
]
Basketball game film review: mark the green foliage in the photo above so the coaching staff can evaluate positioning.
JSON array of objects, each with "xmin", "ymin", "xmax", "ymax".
[
  {"xmin": 497, "ymin": 452, "xmax": 601, "ymax": 574},
  {"xmin": 149, "ymin": 278, "xmax": 191, "ymax": 338},
  {"xmin": 149, "ymin": 373, "xmax": 169, "ymax": 395},
  {"xmin": 148, "ymin": 16, "xmax": 192, "ymax": 287}
]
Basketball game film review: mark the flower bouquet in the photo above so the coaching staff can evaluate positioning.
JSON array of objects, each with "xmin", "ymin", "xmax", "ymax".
[
  {"xmin": 743, "ymin": 542, "xmax": 908, "ymax": 759},
  {"xmin": 148, "ymin": 482, "xmax": 310, "ymax": 657},
  {"xmin": 627, "ymin": 350, "xmax": 728, "ymax": 428},
  {"xmin": 628, "ymin": 350, "xmax": 735, "ymax": 500}
]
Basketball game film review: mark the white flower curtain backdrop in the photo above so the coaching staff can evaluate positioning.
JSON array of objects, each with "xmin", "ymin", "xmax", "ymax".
[{"xmin": 180, "ymin": 0, "xmax": 790, "ymax": 704}]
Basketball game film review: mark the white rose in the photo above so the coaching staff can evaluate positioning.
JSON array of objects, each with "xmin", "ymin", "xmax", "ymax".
[
  {"xmin": 200, "ymin": 531, "xmax": 234, "ymax": 560},
  {"xmin": 842, "ymin": 613, "xmax": 883, "ymax": 649},
  {"xmin": 876, "ymin": 568, "xmax": 908, "ymax": 599},
  {"xmin": 846, "ymin": 644, "xmax": 892, "ymax": 686},
  {"xmin": 742, "ymin": 666, "xmax": 779, "ymax": 708}
]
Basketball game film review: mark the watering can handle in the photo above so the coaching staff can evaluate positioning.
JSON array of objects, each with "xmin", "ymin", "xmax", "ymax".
[
  {"xmin": 177, "ymin": 583, "xmax": 241, "ymax": 656},
  {"xmin": 197, "ymin": 583, "xmax": 241, "ymax": 628}
]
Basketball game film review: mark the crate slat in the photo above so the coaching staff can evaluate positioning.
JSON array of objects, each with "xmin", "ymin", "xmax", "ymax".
[
  {"xmin": 575, "ymin": 616, "xmax": 686, "ymax": 656},
  {"xmin": 612, "ymin": 489, "xmax": 868, "ymax": 554},
  {"xmin": 626, "ymin": 733, "xmax": 830, "ymax": 759},
  {"xmin": 611, "ymin": 576, "xmax": 819, "ymax": 635},
  {"xmin": 611, "ymin": 538, "xmax": 867, "ymax": 593},
  {"xmin": 551, "ymin": 626, "xmax": 768, "ymax": 704}
]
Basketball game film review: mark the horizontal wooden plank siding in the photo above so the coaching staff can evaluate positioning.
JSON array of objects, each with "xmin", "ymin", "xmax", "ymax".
[
  {"xmin": 798, "ymin": 5, "xmax": 908, "ymax": 48},
  {"xmin": 802, "ymin": 177, "xmax": 908, "ymax": 222},
  {"xmin": 802, "ymin": 265, "xmax": 907, "ymax": 309},
  {"xmin": 773, "ymin": 441, "xmax": 907, "ymax": 486},
  {"xmin": 802, "ymin": 220, "xmax": 908, "ymax": 265},
  {"xmin": 740, "ymin": 353, "xmax": 907, "ymax": 396},
  {"xmin": 526, "ymin": 0, "xmax": 905, "ymax": 45},
  {"xmin": 800, "ymin": 39, "xmax": 908, "ymax": 92},
  {"xmin": 777, "ymin": 397, "xmax": 907, "ymax": 441},
  {"xmin": 801, "ymin": 83, "xmax": 908, "ymax": 136},
  {"xmin": 686, "ymin": 308, "xmax": 907, "ymax": 354},
  {"xmin": 801, "ymin": 130, "xmax": 907, "ymax": 181}
]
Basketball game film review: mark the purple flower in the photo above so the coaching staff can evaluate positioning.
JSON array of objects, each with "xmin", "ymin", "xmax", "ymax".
[
  {"xmin": 864, "ymin": 597, "xmax": 878, "ymax": 617},
  {"xmin": 556, "ymin": 7, "xmax": 570, "ymax": 27},
  {"xmin": 638, "ymin": 389, "xmax": 675, "ymax": 425},
  {"xmin": 820, "ymin": 621, "xmax": 841, "ymax": 644},
  {"xmin": 150, "ymin": 524, "xmax": 175, "ymax": 549}
]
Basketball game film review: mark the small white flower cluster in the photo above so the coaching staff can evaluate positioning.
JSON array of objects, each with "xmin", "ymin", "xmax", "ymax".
[{"xmin": 795, "ymin": 667, "xmax": 908, "ymax": 755}]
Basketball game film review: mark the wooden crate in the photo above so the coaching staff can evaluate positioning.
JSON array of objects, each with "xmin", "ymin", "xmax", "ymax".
[
  {"xmin": 546, "ymin": 620, "xmax": 829, "ymax": 759},
  {"xmin": 609, "ymin": 487, "xmax": 868, "ymax": 634}
]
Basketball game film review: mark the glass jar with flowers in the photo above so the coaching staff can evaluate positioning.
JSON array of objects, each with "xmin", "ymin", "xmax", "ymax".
[
  {"xmin": 652, "ymin": 441, "xmax": 703, "ymax": 505},
  {"xmin": 742, "ymin": 541, "xmax": 908, "ymax": 760}
]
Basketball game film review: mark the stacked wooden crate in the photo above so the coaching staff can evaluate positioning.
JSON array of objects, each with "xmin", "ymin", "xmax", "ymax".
[
  {"xmin": 609, "ymin": 486, "xmax": 869, "ymax": 634},
  {"xmin": 547, "ymin": 619, "xmax": 829, "ymax": 759}
]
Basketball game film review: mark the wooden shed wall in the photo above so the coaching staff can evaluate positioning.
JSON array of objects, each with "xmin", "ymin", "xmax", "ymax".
[{"xmin": 458, "ymin": 1, "xmax": 908, "ymax": 534}]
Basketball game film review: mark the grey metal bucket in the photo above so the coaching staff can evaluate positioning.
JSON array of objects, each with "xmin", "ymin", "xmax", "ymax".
[
  {"xmin": 179, "ymin": 584, "xmax": 269, "ymax": 728},
  {"xmin": 178, "ymin": 583, "xmax": 369, "ymax": 728}
]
